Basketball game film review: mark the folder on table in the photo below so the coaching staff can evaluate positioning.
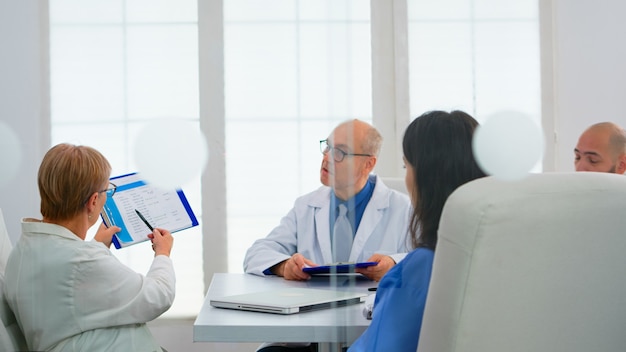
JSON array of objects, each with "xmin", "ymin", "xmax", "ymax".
[{"xmin": 302, "ymin": 261, "xmax": 378, "ymax": 275}]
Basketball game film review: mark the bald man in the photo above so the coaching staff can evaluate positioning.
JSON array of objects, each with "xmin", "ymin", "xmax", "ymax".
[
  {"xmin": 574, "ymin": 122, "xmax": 626, "ymax": 174},
  {"xmin": 244, "ymin": 119, "xmax": 411, "ymax": 283}
]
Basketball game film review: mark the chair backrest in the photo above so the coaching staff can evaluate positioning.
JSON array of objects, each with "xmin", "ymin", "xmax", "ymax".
[
  {"xmin": 380, "ymin": 176, "xmax": 408, "ymax": 195},
  {"xmin": 0, "ymin": 274, "xmax": 27, "ymax": 351},
  {"xmin": 417, "ymin": 172, "xmax": 626, "ymax": 352},
  {"xmin": 0, "ymin": 209, "xmax": 12, "ymax": 274},
  {"xmin": 0, "ymin": 209, "xmax": 27, "ymax": 351}
]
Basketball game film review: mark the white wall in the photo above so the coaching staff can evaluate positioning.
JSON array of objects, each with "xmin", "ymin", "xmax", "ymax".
[
  {"xmin": 542, "ymin": 0, "xmax": 626, "ymax": 172},
  {"xmin": 0, "ymin": 0, "xmax": 49, "ymax": 242}
]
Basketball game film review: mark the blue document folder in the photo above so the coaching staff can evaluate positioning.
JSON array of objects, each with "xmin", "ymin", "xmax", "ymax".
[
  {"xmin": 100, "ymin": 172, "xmax": 199, "ymax": 249},
  {"xmin": 302, "ymin": 262, "xmax": 378, "ymax": 274}
]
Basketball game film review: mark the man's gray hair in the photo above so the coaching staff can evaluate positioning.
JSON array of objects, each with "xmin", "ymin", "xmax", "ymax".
[{"xmin": 362, "ymin": 124, "xmax": 383, "ymax": 157}]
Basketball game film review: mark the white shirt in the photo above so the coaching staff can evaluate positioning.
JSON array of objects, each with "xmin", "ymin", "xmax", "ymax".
[{"xmin": 4, "ymin": 219, "xmax": 175, "ymax": 352}]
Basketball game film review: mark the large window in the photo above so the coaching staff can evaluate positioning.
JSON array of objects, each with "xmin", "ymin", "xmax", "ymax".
[
  {"xmin": 49, "ymin": 0, "xmax": 203, "ymax": 317},
  {"xmin": 407, "ymin": 0, "xmax": 540, "ymax": 122},
  {"xmin": 223, "ymin": 0, "xmax": 372, "ymax": 272},
  {"xmin": 224, "ymin": 0, "xmax": 540, "ymax": 271},
  {"xmin": 48, "ymin": 0, "xmax": 540, "ymax": 318}
]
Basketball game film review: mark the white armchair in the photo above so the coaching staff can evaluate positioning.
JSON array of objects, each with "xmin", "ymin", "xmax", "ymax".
[
  {"xmin": 380, "ymin": 176, "xmax": 408, "ymax": 195},
  {"xmin": 417, "ymin": 172, "xmax": 626, "ymax": 352},
  {"xmin": 0, "ymin": 209, "xmax": 12, "ymax": 274},
  {"xmin": 0, "ymin": 209, "xmax": 26, "ymax": 351}
]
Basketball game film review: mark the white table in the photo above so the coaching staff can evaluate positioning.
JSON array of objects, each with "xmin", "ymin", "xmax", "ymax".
[{"xmin": 193, "ymin": 273, "xmax": 375, "ymax": 352}]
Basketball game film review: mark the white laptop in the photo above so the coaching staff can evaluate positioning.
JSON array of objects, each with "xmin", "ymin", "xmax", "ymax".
[{"xmin": 210, "ymin": 287, "xmax": 367, "ymax": 315}]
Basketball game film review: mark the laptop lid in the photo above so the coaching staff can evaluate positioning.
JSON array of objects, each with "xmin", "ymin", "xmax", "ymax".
[{"xmin": 210, "ymin": 287, "xmax": 367, "ymax": 315}]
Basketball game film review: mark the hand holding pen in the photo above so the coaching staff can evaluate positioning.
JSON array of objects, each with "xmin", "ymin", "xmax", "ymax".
[
  {"xmin": 135, "ymin": 209, "xmax": 174, "ymax": 257},
  {"xmin": 135, "ymin": 209, "xmax": 154, "ymax": 231}
]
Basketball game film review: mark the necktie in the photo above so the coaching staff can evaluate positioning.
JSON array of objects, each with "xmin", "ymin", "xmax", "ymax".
[{"xmin": 333, "ymin": 204, "xmax": 353, "ymax": 262}]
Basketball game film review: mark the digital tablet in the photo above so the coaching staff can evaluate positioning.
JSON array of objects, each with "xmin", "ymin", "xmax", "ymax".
[{"xmin": 302, "ymin": 262, "xmax": 378, "ymax": 274}]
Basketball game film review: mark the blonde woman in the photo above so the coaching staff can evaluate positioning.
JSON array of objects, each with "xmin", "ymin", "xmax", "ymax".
[{"xmin": 4, "ymin": 143, "xmax": 175, "ymax": 352}]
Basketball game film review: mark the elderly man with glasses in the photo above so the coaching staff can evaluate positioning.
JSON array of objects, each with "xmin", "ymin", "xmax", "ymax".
[{"xmin": 244, "ymin": 119, "xmax": 411, "ymax": 283}]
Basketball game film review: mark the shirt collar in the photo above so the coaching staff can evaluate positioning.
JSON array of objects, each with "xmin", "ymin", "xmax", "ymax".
[
  {"xmin": 331, "ymin": 178, "xmax": 374, "ymax": 211},
  {"xmin": 21, "ymin": 218, "xmax": 82, "ymax": 241}
]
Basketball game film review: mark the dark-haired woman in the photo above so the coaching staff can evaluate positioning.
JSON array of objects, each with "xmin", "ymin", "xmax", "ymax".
[{"xmin": 349, "ymin": 110, "xmax": 487, "ymax": 352}]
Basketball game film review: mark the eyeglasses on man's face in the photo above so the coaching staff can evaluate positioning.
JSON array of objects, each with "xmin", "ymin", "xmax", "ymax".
[
  {"xmin": 319, "ymin": 139, "xmax": 373, "ymax": 163},
  {"xmin": 99, "ymin": 182, "xmax": 117, "ymax": 198}
]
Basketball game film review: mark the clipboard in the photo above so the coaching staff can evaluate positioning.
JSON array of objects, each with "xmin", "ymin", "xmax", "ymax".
[
  {"xmin": 302, "ymin": 262, "xmax": 378, "ymax": 274},
  {"xmin": 100, "ymin": 172, "xmax": 199, "ymax": 249}
]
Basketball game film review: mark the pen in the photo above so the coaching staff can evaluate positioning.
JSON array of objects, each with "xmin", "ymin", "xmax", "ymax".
[
  {"xmin": 135, "ymin": 209, "xmax": 154, "ymax": 231},
  {"xmin": 368, "ymin": 287, "xmax": 377, "ymax": 292}
]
